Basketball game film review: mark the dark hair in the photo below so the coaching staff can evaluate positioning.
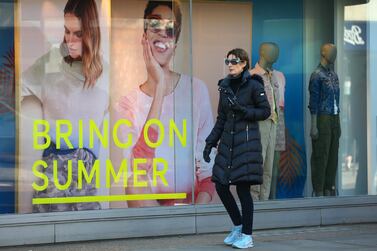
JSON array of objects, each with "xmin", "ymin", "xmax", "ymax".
[
  {"xmin": 143, "ymin": 0, "xmax": 182, "ymax": 43},
  {"xmin": 226, "ymin": 48, "xmax": 250, "ymax": 71},
  {"xmin": 63, "ymin": 0, "xmax": 102, "ymax": 87}
]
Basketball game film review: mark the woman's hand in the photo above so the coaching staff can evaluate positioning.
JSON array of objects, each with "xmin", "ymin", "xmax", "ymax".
[
  {"xmin": 142, "ymin": 34, "xmax": 165, "ymax": 96},
  {"xmin": 229, "ymin": 97, "xmax": 247, "ymax": 114},
  {"xmin": 203, "ymin": 144, "xmax": 213, "ymax": 163}
]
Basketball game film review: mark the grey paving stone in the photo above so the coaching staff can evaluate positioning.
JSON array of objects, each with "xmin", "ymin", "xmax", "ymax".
[{"xmin": 1, "ymin": 224, "xmax": 377, "ymax": 251}]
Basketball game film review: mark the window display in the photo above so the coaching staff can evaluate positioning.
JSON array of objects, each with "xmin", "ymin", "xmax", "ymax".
[{"xmin": 0, "ymin": 0, "xmax": 374, "ymax": 216}]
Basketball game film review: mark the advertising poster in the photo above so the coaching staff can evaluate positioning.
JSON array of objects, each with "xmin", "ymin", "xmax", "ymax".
[
  {"xmin": 13, "ymin": 0, "xmax": 314, "ymax": 215},
  {"xmin": 18, "ymin": 0, "xmax": 110, "ymax": 213},
  {"xmin": 110, "ymin": 0, "xmax": 216, "ymax": 208}
]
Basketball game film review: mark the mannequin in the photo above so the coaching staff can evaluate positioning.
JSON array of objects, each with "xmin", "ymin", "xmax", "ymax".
[
  {"xmin": 250, "ymin": 42, "xmax": 281, "ymax": 201},
  {"xmin": 269, "ymin": 47, "xmax": 286, "ymax": 200},
  {"xmin": 308, "ymin": 43, "xmax": 340, "ymax": 197}
]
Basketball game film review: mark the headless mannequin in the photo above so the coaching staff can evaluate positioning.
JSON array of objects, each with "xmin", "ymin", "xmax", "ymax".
[
  {"xmin": 264, "ymin": 44, "xmax": 286, "ymax": 200},
  {"xmin": 309, "ymin": 43, "xmax": 340, "ymax": 197},
  {"xmin": 250, "ymin": 42, "xmax": 280, "ymax": 201},
  {"xmin": 310, "ymin": 44, "xmax": 337, "ymax": 140},
  {"xmin": 258, "ymin": 43, "xmax": 279, "ymax": 72}
]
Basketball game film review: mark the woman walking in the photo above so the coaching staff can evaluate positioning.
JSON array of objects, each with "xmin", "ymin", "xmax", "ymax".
[{"xmin": 203, "ymin": 48, "xmax": 270, "ymax": 248}]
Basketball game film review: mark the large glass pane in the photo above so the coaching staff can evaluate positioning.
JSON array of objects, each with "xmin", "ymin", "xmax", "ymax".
[
  {"xmin": 1, "ymin": 0, "xmax": 376, "ymax": 218},
  {"xmin": 337, "ymin": 0, "xmax": 377, "ymax": 196},
  {"xmin": 305, "ymin": 0, "xmax": 371, "ymax": 198},
  {"xmin": 110, "ymin": 0, "xmax": 198, "ymax": 208},
  {"xmin": 0, "ymin": 0, "xmax": 15, "ymax": 214},
  {"xmin": 191, "ymin": 0, "xmax": 253, "ymax": 203},
  {"xmin": 251, "ymin": 0, "xmax": 306, "ymax": 200},
  {"xmin": 338, "ymin": 1, "xmax": 368, "ymax": 196},
  {"xmin": 18, "ymin": 0, "xmax": 111, "ymax": 213}
]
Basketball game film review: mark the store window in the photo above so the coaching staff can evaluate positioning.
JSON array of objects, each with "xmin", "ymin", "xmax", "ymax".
[
  {"xmin": 1, "ymin": 0, "xmax": 377, "ymax": 215},
  {"xmin": 338, "ymin": 1, "xmax": 368, "ymax": 196}
]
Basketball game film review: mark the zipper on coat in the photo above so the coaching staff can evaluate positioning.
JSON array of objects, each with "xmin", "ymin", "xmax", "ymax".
[{"xmin": 246, "ymin": 124, "xmax": 249, "ymax": 141}]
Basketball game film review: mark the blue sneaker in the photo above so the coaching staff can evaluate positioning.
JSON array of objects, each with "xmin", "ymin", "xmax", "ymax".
[
  {"xmin": 224, "ymin": 225, "xmax": 242, "ymax": 245},
  {"xmin": 232, "ymin": 233, "xmax": 254, "ymax": 249}
]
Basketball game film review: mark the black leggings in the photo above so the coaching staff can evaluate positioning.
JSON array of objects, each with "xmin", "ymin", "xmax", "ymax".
[{"xmin": 216, "ymin": 182, "xmax": 254, "ymax": 235}]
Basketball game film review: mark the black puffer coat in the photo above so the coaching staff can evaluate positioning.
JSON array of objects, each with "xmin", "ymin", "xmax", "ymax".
[{"xmin": 206, "ymin": 70, "xmax": 271, "ymax": 185}]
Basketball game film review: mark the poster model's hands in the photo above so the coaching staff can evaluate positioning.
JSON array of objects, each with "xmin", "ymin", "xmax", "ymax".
[{"xmin": 142, "ymin": 34, "xmax": 165, "ymax": 95}]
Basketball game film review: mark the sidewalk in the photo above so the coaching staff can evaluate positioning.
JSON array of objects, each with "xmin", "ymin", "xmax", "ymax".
[{"xmin": 1, "ymin": 224, "xmax": 376, "ymax": 251}]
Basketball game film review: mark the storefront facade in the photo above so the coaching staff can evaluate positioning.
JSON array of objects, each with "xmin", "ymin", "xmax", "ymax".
[{"xmin": 0, "ymin": 0, "xmax": 376, "ymax": 246}]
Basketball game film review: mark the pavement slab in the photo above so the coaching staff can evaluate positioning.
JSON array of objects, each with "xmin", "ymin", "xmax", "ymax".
[{"xmin": 1, "ymin": 224, "xmax": 376, "ymax": 251}]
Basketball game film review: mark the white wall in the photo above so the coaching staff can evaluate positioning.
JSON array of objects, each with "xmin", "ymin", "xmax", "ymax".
[{"xmin": 192, "ymin": 1, "xmax": 252, "ymax": 115}]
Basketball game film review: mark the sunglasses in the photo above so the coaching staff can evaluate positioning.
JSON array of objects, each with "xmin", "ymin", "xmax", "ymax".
[
  {"xmin": 145, "ymin": 17, "xmax": 176, "ymax": 39},
  {"xmin": 225, "ymin": 58, "xmax": 241, "ymax": 66}
]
